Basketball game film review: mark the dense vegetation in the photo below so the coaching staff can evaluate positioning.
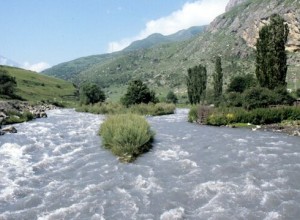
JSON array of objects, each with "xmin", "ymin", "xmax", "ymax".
[
  {"xmin": 188, "ymin": 14, "xmax": 299, "ymax": 127},
  {"xmin": 80, "ymin": 83, "xmax": 106, "ymax": 105},
  {"xmin": 0, "ymin": 69, "xmax": 17, "ymax": 96},
  {"xmin": 77, "ymin": 102, "xmax": 175, "ymax": 116},
  {"xmin": 213, "ymin": 56, "xmax": 223, "ymax": 104},
  {"xmin": 165, "ymin": 91, "xmax": 178, "ymax": 104},
  {"xmin": 227, "ymin": 74, "xmax": 257, "ymax": 93},
  {"xmin": 186, "ymin": 65, "xmax": 207, "ymax": 104},
  {"xmin": 2, "ymin": 110, "xmax": 34, "ymax": 125},
  {"xmin": 99, "ymin": 114, "xmax": 154, "ymax": 162},
  {"xmin": 255, "ymin": 14, "xmax": 289, "ymax": 89},
  {"xmin": 206, "ymin": 107, "xmax": 300, "ymax": 126},
  {"xmin": 121, "ymin": 80, "xmax": 158, "ymax": 107}
]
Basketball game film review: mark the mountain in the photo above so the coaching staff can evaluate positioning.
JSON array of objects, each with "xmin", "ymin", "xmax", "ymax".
[
  {"xmin": 43, "ymin": 0, "xmax": 300, "ymax": 100},
  {"xmin": 41, "ymin": 54, "xmax": 117, "ymax": 84},
  {"xmin": 225, "ymin": 0, "xmax": 248, "ymax": 12},
  {"xmin": 0, "ymin": 65, "xmax": 77, "ymax": 102},
  {"xmin": 123, "ymin": 26, "xmax": 206, "ymax": 51},
  {"xmin": 42, "ymin": 26, "xmax": 206, "ymax": 84},
  {"xmin": 0, "ymin": 56, "xmax": 21, "ymax": 68}
]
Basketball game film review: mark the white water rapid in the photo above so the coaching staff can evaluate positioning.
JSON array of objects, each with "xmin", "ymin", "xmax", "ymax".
[{"xmin": 0, "ymin": 109, "xmax": 299, "ymax": 219}]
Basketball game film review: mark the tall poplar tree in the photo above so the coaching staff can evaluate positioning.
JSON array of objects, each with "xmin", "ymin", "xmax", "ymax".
[
  {"xmin": 255, "ymin": 14, "xmax": 289, "ymax": 90},
  {"xmin": 186, "ymin": 64, "xmax": 207, "ymax": 104},
  {"xmin": 213, "ymin": 56, "xmax": 223, "ymax": 99}
]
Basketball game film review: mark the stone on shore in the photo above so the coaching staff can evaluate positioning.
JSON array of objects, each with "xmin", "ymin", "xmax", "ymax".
[{"xmin": 2, "ymin": 126, "xmax": 17, "ymax": 133}]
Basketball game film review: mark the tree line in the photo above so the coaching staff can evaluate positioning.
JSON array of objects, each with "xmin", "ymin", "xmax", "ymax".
[{"xmin": 186, "ymin": 14, "xmax": 296, "ymax": 109}]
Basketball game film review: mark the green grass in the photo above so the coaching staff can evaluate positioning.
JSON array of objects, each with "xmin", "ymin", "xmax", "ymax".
[
  {"xmin": 0, "ymin": 65, "xmax": 77, "ymax": 104},
  {"xmin": 2, "ymin": 110, "xmax": 34, "ymax": 125},
  {"xmin": 205, "ymin": 106, "xmax": 300, "ymax": 126},
  {"xmin": 76, "ymin": 102, "xmax": 176, "ymax": 116},
  {"xmin": 99, "ymin": 114, "xmax": 154, "ymax": 162}
]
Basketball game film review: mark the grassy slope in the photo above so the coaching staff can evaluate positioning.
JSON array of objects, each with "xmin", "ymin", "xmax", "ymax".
[{"xmin": 0, "ymin": 65, "xmax": 77, "ymax": 102}]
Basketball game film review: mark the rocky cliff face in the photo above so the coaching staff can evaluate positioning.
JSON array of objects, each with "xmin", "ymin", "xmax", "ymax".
[
  {"xmin": 211, "ymin": 0, "xmax": 300, "ymax": 52},
  {"xmin": 225, "ymin": 0, "xmax": 248, "ymax": 12}
]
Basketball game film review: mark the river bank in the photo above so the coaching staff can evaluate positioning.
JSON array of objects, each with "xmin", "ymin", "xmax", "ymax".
[
  {"xmin": 256, "ymin": 121, "xmax": 300, "ymax": 136},
  {"xmin": 0, "ymin": 100, "xmax": 57, "ymax": 134},
  {"xmin": 191, "ymin": 105, "xmax": 300, "ymax": 137}
]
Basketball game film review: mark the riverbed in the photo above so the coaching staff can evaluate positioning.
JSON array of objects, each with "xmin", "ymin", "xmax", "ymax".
[{"xmin": 0, "ymin": 109, "xmax": 299, "ymax": 219}]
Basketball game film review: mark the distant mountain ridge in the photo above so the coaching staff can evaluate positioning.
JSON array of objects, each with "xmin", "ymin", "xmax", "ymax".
[
  {"xmin": 225, "ymin": 0, "xmax": 248, "ymax": 11},
  {"xmin": 43, "ymin": 0, "xmax": 300, "ymax": 100},
  {"xmin": 123, "ymin": 26, "xmax": 206, "ymax": 51},
  {"xmin": 42, "ymin": 26, "xmax": 207, "ymax": 83}
]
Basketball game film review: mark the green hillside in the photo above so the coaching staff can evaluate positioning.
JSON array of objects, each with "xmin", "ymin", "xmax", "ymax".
[{"xmin": 0, "ymin": 65, "xmax": 77, "ymax": 102}]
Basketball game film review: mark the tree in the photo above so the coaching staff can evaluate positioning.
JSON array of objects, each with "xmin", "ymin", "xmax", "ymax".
[
  {"xmin": 186, "ymin": 65, "xmax": 207, "ymax": 104},
  {"xmin": 213, "ymin": 56, "xmax": 223, "ymax": 99},
  {"xmin": 121, "ymin": 80, "xmax": 158, "ymax": 106},
  {"xmin": 166, "ymin": 91, "xmax": 178, "ymax": 104},
  {"xmin": 296, "ymin": 88, "xmax": 300, "ymax": 98},
  {"xmin": 0, "ymin": 69, "xmax": 17, "ymax": 96},
  {"xmin": 227, "ymin": 74, "xmax": 257, "ymax": 93},
  {"xmin": 255, "ymin": 14, "xmax": 289, "ymax": 90},
  {"xmin": 80, "ymin": 83, "xmax": 105, "ymax": 104},
  {"xmin": 242, "ymin": 86, "xmax": 294, "ymax": 110}
]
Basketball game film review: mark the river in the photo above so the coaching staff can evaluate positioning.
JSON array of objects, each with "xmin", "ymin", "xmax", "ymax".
[{"xmin": 0, "ymin": 109, "xmax": 299, "ymax": 219}]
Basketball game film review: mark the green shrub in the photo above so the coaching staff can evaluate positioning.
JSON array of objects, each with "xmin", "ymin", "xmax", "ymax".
[
  {"xmin": 76, "ymin": 102, "xmax": 124, "ymax": 115},
  {"xmin": 129, "ymin": 103, "xmax": 175, "ymax": 116},
  {"xmin": 296, "ymin": 88, "xmax": 300, "ymax": 98},
  {"xmin": 225, "ymin": 92, "xmax": 243, "ymax": 107},
  {"xmin": 205, "ymin": 106, "xmax": 300, "ymax": 126},
  {"xmin": 188, "ymin": 105, "xmax": 199, "ymax": 123},
  {"xmin": 242, "ymin": 87, "xmax": 294, "ymax": 110},
  {"xmin": 99, "ymin": 114, "xmax": 154, "ymax": 162},
  {"xmin": 206, "ymin": 113, "xmax": 228, "ymax": 126},
  {"xmin": 0, "ymin": 69, "xmax": 17, "ymax": 96},
  {"xmin": 80, "ymin": 83, "xmax": 106, "ymax": 105},
  {"xmin": 243, "ymin": 87, "xmax": 275, "ymax": 110},
  {"xmin": 227, "ymin": 74, "xmax": 257, "ymax": 93},
  {"xmin": 121, "ymin": 80, "xmax": 158, "ymax": 107},
  {"xmin": 3, "ymin": 111, "xmax": 34, "ymax": 125},
  {"xmin": 165, "ymin": 91, "xmax": 178, "ymax": 104}
]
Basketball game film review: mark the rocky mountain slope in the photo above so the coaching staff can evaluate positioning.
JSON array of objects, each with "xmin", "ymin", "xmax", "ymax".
[
  {"xmin": 43, "ymin": 0, "xmax": 300, "ymax": 99},
  {"xmin": 225, "ymin": 0, "xmax": 248, "ymax": 12},
  {"xmin": 123, "ymin": 26, "xmax": 206, "ymax": 51},
  {"xmin": 42, "ymin": 26, "xmax": 206, "ymax": 84}
]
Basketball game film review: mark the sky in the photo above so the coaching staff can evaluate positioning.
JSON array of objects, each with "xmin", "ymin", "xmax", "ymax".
[{"xmin": 0, "ymin": 0, "xmax": 228, "ymax": 72}]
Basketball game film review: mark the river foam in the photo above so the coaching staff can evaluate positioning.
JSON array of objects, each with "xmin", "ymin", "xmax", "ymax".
[{"xmin": 0, "ymin": 108, "xmax": 299, "ymax": 219}]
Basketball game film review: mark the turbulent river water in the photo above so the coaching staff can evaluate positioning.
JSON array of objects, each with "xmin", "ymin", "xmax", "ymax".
[{"xmin": 0, "ymin": 109, "xmax": 300, "ymax": 220}]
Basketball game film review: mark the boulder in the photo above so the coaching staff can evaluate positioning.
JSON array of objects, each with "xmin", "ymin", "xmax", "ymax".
[
  {"xmin": 0, "ymin": 112, "xmax": 7, "ymax": 119},
  {"xmin": 40, "ymin": 111, "xmax": 47, "ymax": 118},
  {"xmin": 31, "ymin": 110, "xmax": 47, "ymax": 118},
  {"xmin": 2, "ymin": 126, "xmax": 17, "ymax": 133},
  {"xmin": 292, "ymin": 130, "xmax": 300, "ymax": 136}
]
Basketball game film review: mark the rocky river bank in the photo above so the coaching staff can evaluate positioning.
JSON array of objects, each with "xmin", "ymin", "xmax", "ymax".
[{"xmin": 0, "ymin": 100, "xmax": 57, "ymax": 135}]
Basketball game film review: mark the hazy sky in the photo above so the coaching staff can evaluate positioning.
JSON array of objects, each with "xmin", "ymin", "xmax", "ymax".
[{"xmin": 0, "ymin": 0, "xmax": 228, "ymax": 71}]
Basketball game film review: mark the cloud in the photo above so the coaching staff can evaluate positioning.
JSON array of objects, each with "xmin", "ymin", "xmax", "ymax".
[
  {"xmin": 22, "ymin": 61, "xmax": 51, "ymax": 72},
  {"xmin": 107, "ymin": 0, "xmax": 228, "ymax": 52}
]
